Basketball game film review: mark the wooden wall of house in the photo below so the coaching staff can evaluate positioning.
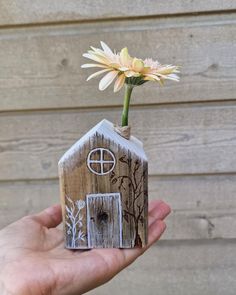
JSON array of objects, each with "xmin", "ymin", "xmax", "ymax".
[{"xmin": 0, "ymin": 1, "xmax": 236, "ymax": 294}]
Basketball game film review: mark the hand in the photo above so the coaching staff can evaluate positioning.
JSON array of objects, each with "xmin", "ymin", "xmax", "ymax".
[{"xmin": 0, "ymin": 200, "xmax": 170, "ymax": 295}]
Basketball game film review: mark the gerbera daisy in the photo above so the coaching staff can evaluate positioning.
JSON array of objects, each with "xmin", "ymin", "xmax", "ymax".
[
  {"xmin": 81, "ymin": 41, "xmax": 128, "ymax": 92},
  {"xmin": 81, "ymin": 41, "xmax": 180, "ymax": 126}
]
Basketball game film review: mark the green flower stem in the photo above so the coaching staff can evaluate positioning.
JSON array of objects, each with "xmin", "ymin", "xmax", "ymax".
[{"xmin": 121, "ymin": 84, "xmax": 134, "ymax": 127}]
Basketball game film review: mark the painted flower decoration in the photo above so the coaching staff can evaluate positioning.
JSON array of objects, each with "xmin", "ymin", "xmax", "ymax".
[
  {"xmin": 82, "ymin": 41, "xmax": 180, "ymax": 126},
  {"xmin": 76, "ymin": 199, "xmax": 86, "ymax": 210}
]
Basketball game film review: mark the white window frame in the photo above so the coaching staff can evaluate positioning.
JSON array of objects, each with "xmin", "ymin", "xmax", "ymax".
[{"xmin": 87, "ymin": 148, "xmax": 116, "ymax": 176}]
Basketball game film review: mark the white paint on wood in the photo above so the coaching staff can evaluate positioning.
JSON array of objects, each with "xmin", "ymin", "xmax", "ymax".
[
  {"xmin": 87, "ymin": 147, "xmax": 116, "ymax": 175},
  {"xmin": 59, "ymin": 123, "xmax": 148, "ymax": 248},
  {"xmin": 58, "ymin": 119, "xmax": 147, "ymax": 170},
  {"xmin": 65, "ymin": 195, "xmax": 86, "ymax": 248}
]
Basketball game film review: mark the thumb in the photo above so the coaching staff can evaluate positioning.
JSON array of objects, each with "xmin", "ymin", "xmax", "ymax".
[{"xmin": 32, "ymin": 204, "xmax": 62, "ymax": 228}]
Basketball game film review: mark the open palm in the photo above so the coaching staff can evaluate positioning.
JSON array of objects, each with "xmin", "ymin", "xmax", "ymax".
[{"xmin": 0, "ymin": 200, "xmax": 170, "ymax": 295}]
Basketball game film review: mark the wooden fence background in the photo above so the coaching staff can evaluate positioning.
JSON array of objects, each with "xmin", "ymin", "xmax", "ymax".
[{"xmin": 0, "ymin": 1, "xmax": 236, "ymax": 294}]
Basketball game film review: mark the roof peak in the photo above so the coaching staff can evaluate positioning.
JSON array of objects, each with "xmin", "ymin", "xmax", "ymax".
[{"xmin": 58, "ymin": 119, "xmax": 147, "ymax": 165}]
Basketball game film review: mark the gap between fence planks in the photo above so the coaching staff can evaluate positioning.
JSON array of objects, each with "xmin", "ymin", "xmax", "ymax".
[
  {"xmin": 0, "ymin": 0, "xmax": 236, "ymax": 27},
  {"xmin": 87, "ymin": 239, "xmax": 236, "ymax": 295},
  {"xmin": 0, "ymin": 103, "xmax": 235, "ymax": 180}
]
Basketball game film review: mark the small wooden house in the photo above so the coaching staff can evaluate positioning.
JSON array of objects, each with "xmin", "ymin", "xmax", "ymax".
[{"xmin": 58, "ymin": 119, "xmax": 148, "ymax": 249}]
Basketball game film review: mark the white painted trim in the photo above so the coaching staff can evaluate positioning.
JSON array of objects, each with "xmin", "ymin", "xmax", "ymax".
[
  {"xmin": 86, "ymin": 193, "xmax": 122, "ymax": 248},
  {"xmin": 118, "ymin": 193, "xmax": 123, "ymax": 248},
  {"xmin": 58, "ymin": 119, "xmax": 147, "ymax": 167},
  {"xmin": 87, "ymin": 147, "xmax": 116, "ymax": 176},
  {"xmin": 86, "ymin": 194, "xmax": 91, "ymax": 248}
]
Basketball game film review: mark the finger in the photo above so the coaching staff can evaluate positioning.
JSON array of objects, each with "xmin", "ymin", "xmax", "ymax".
[
  {"xmin": 91, "ymin": 204, "xmax": 168, "ymax": 277},
  {"xmin": 146, "ymin": 219, "xmax": 166, "ymax": 248},
  {"xmin": 32, "ymin": 204, "xmax": 62, "ymax": 228},
  {"xmin": 60, "ymin": 201, "xmax": 168, "ymax": 294},
  {"xmin": 149, "ymin": 200, "xmax": 171, "ymax": 221},
  {"xmin": 148, "ymin": 199, "xmax": 163, "ymax": 212},
  {"xmin": 121, "ymin": 219, "xmax": 166, "ymax": 266},
  {"xmin": 118, "ymin": 201, "xmax": 169, "ymax": 266}
]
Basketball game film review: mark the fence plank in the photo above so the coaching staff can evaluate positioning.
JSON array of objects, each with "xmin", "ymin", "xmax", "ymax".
[
  {"xmin": 87, "ymin": 240, "xmax": 236, "ymax": 295},
  {"xmin": 1, "ymin": 175, "xmax": 236, "ymax": 240},
  {"xmin": 0, "ymin": 103, "xmax": 235, "ymax": 180},
  {"xmin": 0, "ymin": 1, "xmax": 236, "ymax": 26},
  {"xmin": 0, "ymin": 180, "xmax": 59, "ymax": 228},
  {"xmin": 0, "ymin": 14, "xmax": 235, "ymax": 111}
]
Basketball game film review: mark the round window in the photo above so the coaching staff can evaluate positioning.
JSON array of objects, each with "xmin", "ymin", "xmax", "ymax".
[{"xmin": 87, "ymin": 148, "xmax": 116, "ymax": 175}]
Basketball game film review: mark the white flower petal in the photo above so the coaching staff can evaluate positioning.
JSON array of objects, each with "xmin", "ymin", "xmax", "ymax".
[
  {"xmin": 90, "ymin": 46, "xmax": 99, "ymax": 51},
  {"xmin": 124, "ymin": 70, "xmax": 140, "ymax": 77},
  {"xmin": 158, "ymin": 73, "xmax": 179, "ymax": 81},
  {"xmin": 120, "ymin": 47, "xmax": 132, "ymax": 67},
  {"xmin": 165, "ymin": 73, "xmax": 180, "ymax": 81},
  {"xmin": 157, "ymin": 66, "xmax": 177, "ymax": 75},
  {"xmin": 109, "ymin": 62, "xmax": 122, "ymax": 69},
  {"xmin": 118, "ymin": 66, "xmax": 129, "ymax": 71},
  {"xmin": 86, "ymin": 69, "xmax": 111, "ymax": 81},
  {"xmin": 144, "ymin": 58, "xmax": 160, "ymax": 68},
  {"xmin": 143, "ymin": 76, "xmax": 155, "ymax": 81},
  {"xmin": 132, "ymin": 58, "xmax": 144, "ymax": 72},
  {"xmin": 81, "ymin": 63, "xmax": 107, "ymax": 68},
  {"xmin": 100, "ymin": 41, "xmax": 113, "ymax": 55},
  {"xmin": 169, "ymin": 73, "xmax": 179, "ymax": 78},
  {"xmin": 89, "ymin": 48, "xmax": 107, "ymax": 58},
  {"xmin": 83, "ymin": 53, "xmax": 107, "ymax": 64},
  {"xmin": 144, "ymin": 74, "xmax": 160, "ymax": 81},
  {"xmin": 99, "ymin": 71, "xmax": 118, "ymax": 91},
  {"xmin": 114, "ymin": 74, "xmax": 125, "ymax": 92}
]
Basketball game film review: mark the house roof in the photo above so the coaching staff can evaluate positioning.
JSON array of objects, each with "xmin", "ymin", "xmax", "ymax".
[{"xmin": 58, "ymin": 119, "xmax": 147, "ymax": 166}]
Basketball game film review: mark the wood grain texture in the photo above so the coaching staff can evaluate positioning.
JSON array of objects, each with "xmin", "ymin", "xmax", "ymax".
[
  {"xmin": 59, "ymin": 121, "xmax": 148, "ymax": 248},
  {"xmin": 0, "ymin": 1, "xmax": 236, "ymax": 26},
  {"xmin": 1, "ymin": 174, "xmax": 236, "ymax": 240},
  {"xmin": 0, "ymin": 5, "xmax": 234, "ymax": 294},
  {"xmin": 0, "ymin": 103, "xmax": 235, "ymax": 181},
  {"xmin": 87, "ymin": 240, "xmax": 236, "ymax": 295},
  {"xmin": 87, "ymin": 194, "xmax": 122, "ymax": 248},
  {"xmin": 0, "ymin": 180, "xmax": 59, "ymax": 228},
  {"xmin": 0, "ymin": 14, "xmax": 235, "ymax": 111}
]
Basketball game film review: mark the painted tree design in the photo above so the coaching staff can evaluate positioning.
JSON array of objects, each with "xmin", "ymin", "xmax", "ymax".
[
  {"xmin": 65, "ymin": 196, "xmax": 86, "ymax": 248},
  {"xmin": 110, "ymin": 154, "xmax": 147, "ymax": 247}
]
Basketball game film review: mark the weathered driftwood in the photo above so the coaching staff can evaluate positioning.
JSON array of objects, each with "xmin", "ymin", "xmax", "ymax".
[
  {"xmin": 58, "ymin": 119, "xmax": 148, "ymax": 249},
  {"xmin": 87, "ymin": 193, "xmax": 122, "ymax": 248}
]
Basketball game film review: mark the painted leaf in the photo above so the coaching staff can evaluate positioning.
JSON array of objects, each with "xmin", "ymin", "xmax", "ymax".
[
  {"xmin": 119, "ymin": 155, "xmax": 127, "ymax": 163},
  {"xmin": 111, "ymin": 178, "xmax": 118, "ymax": 184}
]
